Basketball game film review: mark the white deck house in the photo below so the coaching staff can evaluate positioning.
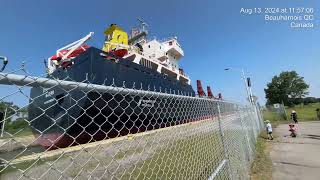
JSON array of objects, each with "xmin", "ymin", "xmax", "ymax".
[{"xmin": 125, "ymin": 37, "xmax": 190, "ymax": 85}]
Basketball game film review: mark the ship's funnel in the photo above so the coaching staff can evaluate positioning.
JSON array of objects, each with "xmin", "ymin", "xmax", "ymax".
[
  {"xmin": 196, "ymin": 80, "xmax": 206, "ymax": 97},
  {"xmin": 207, "ymin": 86, "xmax": 213, "ymax": 98},
  {"xmin": 218, "ymin": 93, "xmax": 222, "ymax": 100}
]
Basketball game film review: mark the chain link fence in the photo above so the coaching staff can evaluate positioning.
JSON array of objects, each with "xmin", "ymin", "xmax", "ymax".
[
  {"xmin": 0, "ymin": 68, "xmax": 264, "ymax": 180},
  {"xmin": 263, "ymin": 104, "xmax": 288, "ymax": 122}
]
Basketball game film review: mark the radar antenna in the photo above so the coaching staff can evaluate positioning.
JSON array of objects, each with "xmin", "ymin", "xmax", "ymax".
[{"xmin": 137, "ymin": 18, "xmax": 148, "ymax": 33}]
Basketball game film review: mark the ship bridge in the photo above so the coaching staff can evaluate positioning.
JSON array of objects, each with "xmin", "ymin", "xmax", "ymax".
[{"xmin": 163, "ymin": 37, "xmax": 184, "ymax": 59}]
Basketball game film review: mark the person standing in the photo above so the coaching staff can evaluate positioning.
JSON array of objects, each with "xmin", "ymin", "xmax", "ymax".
[
  {"xmin": 289, "ymin": 123, "xmax": 297, "ymax": 137},
  {"xmin": 291, "ymin": 110, "xmax": 298, "ymax": 123},
  {"xmin": 316, "ymin": 108, "xmax": 320, "ymax": 120},
  {"xmin": 265, "ymin": 120, "xmax": 274, "ymax": 140}
]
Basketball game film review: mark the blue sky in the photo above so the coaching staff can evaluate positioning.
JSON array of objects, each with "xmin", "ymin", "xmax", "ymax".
[{"xmin": 0, "ymin": 0, "xmax": 319, "ymax": 106}]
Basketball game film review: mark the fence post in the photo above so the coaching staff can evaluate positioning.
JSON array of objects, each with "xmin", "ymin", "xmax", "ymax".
[
  {"xmin": 281, "ymin": 101, "xmax": 288, "ymax": 120},
  {"xmin": 255, "ymin": 103, "xmax": 263, "ymax": 130},
  {"xmin": 253, "ymin": 103, "xmax": 261, "ymax": 131},
  {"xmin": 256, "ymin": 103, "xmax": 264, "ymax": 131},
  {"xmin": 250, "ymin": 103, "xmax": 261, "ymax": 142},
  {"xmin": 216, "ymin": 101, "xmax": 233, "ymax": 180},
  {"xmin": 256, "ymin": 103, "xmax": 265, "ymax": 130},
  {"xmin": 0, "ymin": 107, "xmax": 7, "ymax": 137}
]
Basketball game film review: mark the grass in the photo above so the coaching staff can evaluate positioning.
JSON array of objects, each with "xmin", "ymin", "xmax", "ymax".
[
  {"xmin": 1, "ymin": 126, "xmax": 33, "ymax": 140},
  {"xmin": 1, "ymin": 125, "xmax": 226, "ymax": 179},
  {"xmin": 262, "ymin": 110, "xmax": 287, "ymax": 128},
  {"xmin": 0, "ymin": 159, "xmax": 44, "ymax": 174},
  {"xmin": 115, "ymin": 147, "xmax": 144, "ymax": 160},
  {"xmin": 123, "ymin": 132, "xmax": 225, "ymax": 180},
  {"xmin": 263, "ymin": 103, "xmax": 320, "ymax": 126},
  {"xmin": 0, "ymin": 155, "xmax": 60, "ymax": 174},
  {"xmin": 12, "ymin": 127, "xmax": 33, "ymax": 137},
  {"xmin": 286, "ymin": 103, "xmax": 320, "ymax": 121},
  {"xmin": 250, "ymin": 132, "xmax": 272, "ymax": 180},
  {"xmin": 262, "ymin": 110, "xmax": 284, "ymax": 122}
]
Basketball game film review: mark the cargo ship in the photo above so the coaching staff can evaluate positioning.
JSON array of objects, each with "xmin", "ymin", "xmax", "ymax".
[{"xmin": 28, "ymin": 21, "xmax": 216, "ymax": 149}]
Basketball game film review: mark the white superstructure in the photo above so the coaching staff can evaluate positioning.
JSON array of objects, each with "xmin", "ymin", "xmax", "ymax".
[{"xmin": 124, "ymin": 23, "xmax": 190, "ymax": 85}]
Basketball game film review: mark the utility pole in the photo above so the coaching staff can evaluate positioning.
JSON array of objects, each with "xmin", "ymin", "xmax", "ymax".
[{"xmin": 225, "ymin": 68, "xmax": 252, "ymax": 104}]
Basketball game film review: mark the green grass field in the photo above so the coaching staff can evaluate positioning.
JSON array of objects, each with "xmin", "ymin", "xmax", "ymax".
[
  {"xmin": 262, "ymin": 110, "xmax": 283, "ymax": 123},
  {"xmin": 263, "ymin": 103, "xmax": 320, "ymax": 124},
  {"xmin": 286, "ymin": 103, "xmax": 320, "ymax": 121}
]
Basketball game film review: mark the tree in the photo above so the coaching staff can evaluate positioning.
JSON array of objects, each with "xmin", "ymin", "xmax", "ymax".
[
  {"xmin": 0, "ymin": 102, "xmax": 19, "ymax": 124},
  {"xmin": 264, "ymin": 71, "xmax": 309, "ymax": 106}
]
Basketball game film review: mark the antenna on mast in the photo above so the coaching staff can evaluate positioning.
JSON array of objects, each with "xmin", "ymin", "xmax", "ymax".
[{"xmin": 137, "ymin": 18, "xmax": 148, "ymax": 33}]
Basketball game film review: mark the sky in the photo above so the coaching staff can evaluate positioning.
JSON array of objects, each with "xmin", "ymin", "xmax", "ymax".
[{"xmin": 0, "ymin": 0, "xmax": 319, "ymax": 106}]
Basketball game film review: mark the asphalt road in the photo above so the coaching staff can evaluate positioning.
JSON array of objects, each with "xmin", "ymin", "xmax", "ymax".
[{"xmin": 271, "ymin": 121, "xmax": 320, "ymax": 180}]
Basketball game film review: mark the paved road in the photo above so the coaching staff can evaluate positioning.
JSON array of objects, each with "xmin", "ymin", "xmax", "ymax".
[{"xmin": 271, "ymin": 121, "xmax": 320, "ymax": 180}]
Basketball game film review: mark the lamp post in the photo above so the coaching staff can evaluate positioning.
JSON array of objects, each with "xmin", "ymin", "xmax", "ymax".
[
  {"xmin": 224, "ymin": 67, "xmax": 253, "ymax": 104},
  {"xmin": 0, "ymin": 56, "xmax": 8, "ymax": 72}
]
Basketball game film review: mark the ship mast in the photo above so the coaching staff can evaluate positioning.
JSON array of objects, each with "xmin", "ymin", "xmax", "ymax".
[
  {"xmin": 129, "ymin": 18, "xmax": 149, "ymax": 46},
  {"xmin": 137, "ymin": 18, "xmax": 148, "ymax": 34}
]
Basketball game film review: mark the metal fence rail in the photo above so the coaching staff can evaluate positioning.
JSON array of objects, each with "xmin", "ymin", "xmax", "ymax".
[{"xmin": 0, "ymin": 71, "xmax": 263, "ymax": 180}]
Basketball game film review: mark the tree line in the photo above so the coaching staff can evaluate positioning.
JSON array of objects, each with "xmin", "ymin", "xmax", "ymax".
[{"xmin": 289, "ymin": 97, "xmax": 320, "ymax": 105}]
